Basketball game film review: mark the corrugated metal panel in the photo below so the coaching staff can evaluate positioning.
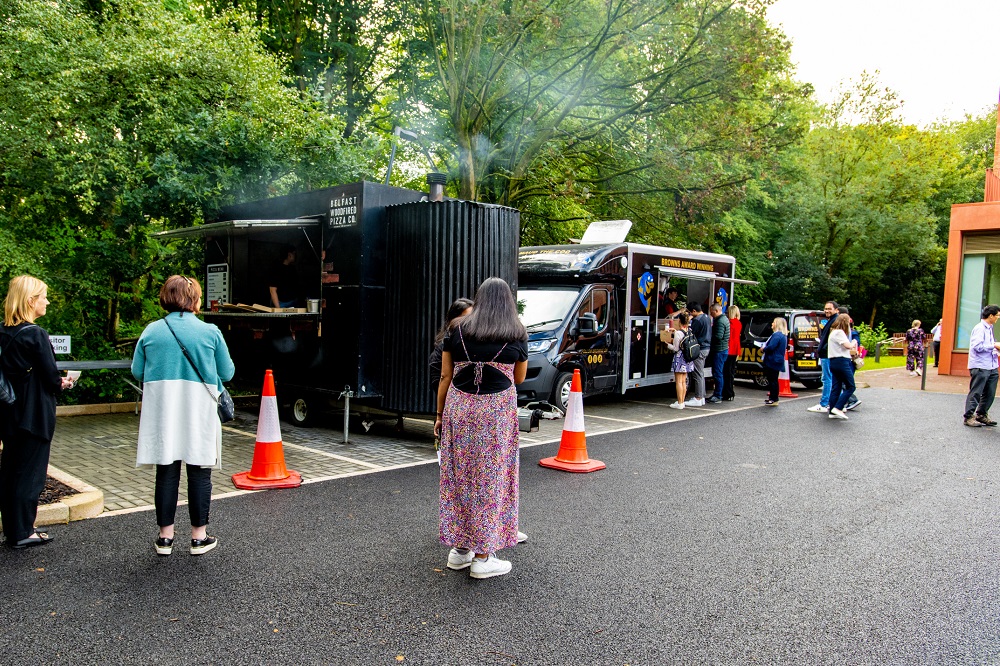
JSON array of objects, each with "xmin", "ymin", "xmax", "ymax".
[
  {"xmin": 964, "ymin": 233, "xmax": 1000, "ymax": 254},
  {"xmin": 382, "ymin": 200, "xmax": 520, "ymax": 414}
]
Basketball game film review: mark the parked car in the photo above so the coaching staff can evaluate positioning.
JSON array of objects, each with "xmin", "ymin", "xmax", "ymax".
[{"xmin": 736, "ymin": 308, "xmax": 824, "ymax": 389}]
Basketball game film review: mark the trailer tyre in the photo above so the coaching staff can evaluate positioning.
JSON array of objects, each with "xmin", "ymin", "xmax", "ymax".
[
  {"xmin": 551, "ymin": 372, "xmax": 575, "ymax": 411},
  {"xmin": 288, "ymin": 395, "xmax": 317, "ymax": 427}
]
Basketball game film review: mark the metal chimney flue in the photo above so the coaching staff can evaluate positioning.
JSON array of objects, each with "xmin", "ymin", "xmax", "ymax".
[{"xmin": 426, "ymin": 172, "xmax": 446, "ymax": 202}]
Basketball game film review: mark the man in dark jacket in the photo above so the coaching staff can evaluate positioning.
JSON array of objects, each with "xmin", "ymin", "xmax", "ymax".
[
  {"xmin": 807, "ymin": 301, "xmax": 838, "ymax": 413},
  {"xmin": 686, "ymin": 303, "xmax": 712, "ymax": 406},
  {"xmin": 707, "ymin": 304, "xmax": 731, "ymax": 403}
]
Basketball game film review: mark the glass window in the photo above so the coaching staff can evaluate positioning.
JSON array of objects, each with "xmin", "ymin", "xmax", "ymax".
[
  {"xmin": 792, "ymin": 315, "xmax": 820, "ymax": 341},
  {"xmin": 956, "ymin": 254, "xmax": 1000, "ymax": 349},
  {"xmin": 518, "ymin": 287, "xmax": 581, "ymax": 332},
  {"xmin": 747, "ymin": 313, "xmax": 775, "ymax": 338},
  {"xmin": 574, "ymin": 288, "xmax": 609, "ymax": 332}
]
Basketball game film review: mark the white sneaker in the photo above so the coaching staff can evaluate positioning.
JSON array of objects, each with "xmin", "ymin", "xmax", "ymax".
[
  {"xmin": 470, "ymin": 554, "xmax": 512, "ymax": 579},
  {"xmin": 517, "ymin": 531, "xmax": 528, "ymax": 544},
  {"xmin": 829, "ymin": 408, "xmax": 848, "ymax": 420},
  {"xmin": 668, "ymin": 402, "xmax": 685, "ymax": 410},
  {"xmin": 807, "ymin": 404, "xmax": 827, "ymax": 413},
  {"xmin": 916, "ymin": 369, "xmax": 922, "ymax": 376},
  {"xmin": 909, "ymin": 371, "xmax": 917, "ymax": 376},
  {"xmin": 447, "ymin": 548, "xmax": 475, "ymax": 570},
  {"xmin": 684, "ymin": 397, "xmax": 705, "ymax": 407}
]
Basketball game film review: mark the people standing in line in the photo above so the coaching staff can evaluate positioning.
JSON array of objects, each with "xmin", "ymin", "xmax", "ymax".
[
  {"xmin": 826, "ymin": 314, "xmax": 859, "ymax": 420},
  {"xmin": 906, "ymin": 319, "xmax": 925, "ymax": 377},
  {"xmin": 685, "ymin": 303, "xmax": 712, "ymax": 407},
  {"xmin": 722, "ymin": 306, "xmax": 741, "ymax": 401},
  {"xmin": 428, "ymin": 298, "xmax": 474, "ymax": 394},
  {"xmin": 931, "ymin": 318, "xmax": 943, "ymax": 367},
  {"xmin": 707, "ymin": 304, "xmax": 730, "ymax": 403},
  {"xmin": 807, "ymin": 301, "xmax": 839, "ymax": 414},
  {"xmin": 761, "ymin": 317, "xmax": 788, "ymax": 406},
  {"xmin": 435, "ymin": 277, "xmax": 528, "ymax": 579},
  {"xmin": 666, "ymin": 313, "xmax": 694, "ymax": 409},
  {"xmin": 0, "ymin": 276, "xmax": 75, "ymax": 549},
  {"xmin": 132, "ymin": 276, "xmax": 235, "ymax": 556},
  {"xmin": 963, "ymin": 305, "xmax": 1000, "ymax": 428}
]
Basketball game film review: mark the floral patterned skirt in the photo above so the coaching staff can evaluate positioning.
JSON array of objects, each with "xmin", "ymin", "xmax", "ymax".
[{"xmin": 439, "ymin": 384, "xmax": 519, "ymax": 553}]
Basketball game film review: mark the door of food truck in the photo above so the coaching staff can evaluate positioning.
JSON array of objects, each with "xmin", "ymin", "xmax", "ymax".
[
  {"xmin": 568, "ymin": 285, "xmax": 619, "ymax": 390},
  {"xmin": 627, "ymin": 316, "xmax": 649, "ymax": 384}
]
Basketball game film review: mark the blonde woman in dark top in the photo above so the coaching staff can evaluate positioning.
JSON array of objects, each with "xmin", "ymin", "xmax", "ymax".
[{"xmin": 0, "ymin": 276, "xmax": 74, "ymax": 549}]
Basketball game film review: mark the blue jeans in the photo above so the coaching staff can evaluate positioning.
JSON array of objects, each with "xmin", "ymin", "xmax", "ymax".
[
  {"xmin": 820, "ymin": 357, "xmax": 832, "ymax": 407},
  {"xmin": 711, "ymin": 351, "xmax": 727, "ymax": 399},
  {"xmin": 828, "ymin": 357, "xmax": 856, "ymax": 411}
]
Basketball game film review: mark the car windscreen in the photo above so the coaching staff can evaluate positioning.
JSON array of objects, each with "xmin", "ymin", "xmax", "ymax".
[{"xmin": 517, "ymin": 287, "xmax": 581, "ymax": 332}]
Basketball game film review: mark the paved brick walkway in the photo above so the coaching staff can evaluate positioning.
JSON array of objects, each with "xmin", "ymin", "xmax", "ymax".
[{"xmin": 49, "ymin": 410, "xmax": 442, "ymax": 512}]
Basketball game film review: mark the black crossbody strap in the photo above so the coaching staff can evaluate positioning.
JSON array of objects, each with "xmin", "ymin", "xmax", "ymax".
[{"xmin": 162, "ymin": 318, "xmax": 220, "ymax": 405}]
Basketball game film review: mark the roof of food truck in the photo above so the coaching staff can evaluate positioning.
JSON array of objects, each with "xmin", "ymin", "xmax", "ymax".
[
  {"xmin": 153, "ymin": 218, "xmax": 321, "ymax": 239},
  {"xmin": 519, "ymin": 243, "xmax": 736, "ymax": 272}
]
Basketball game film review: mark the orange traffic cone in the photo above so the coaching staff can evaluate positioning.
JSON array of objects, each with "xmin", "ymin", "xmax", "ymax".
[
  {"xmin": 232, "ymin": 370, "xmax": 302, "ymax": 490},
  {"xmin": 539, "ymin": 369, "xmax": 605, "ymax": 473},
  {"xmin": 778, "ymin": 348, "xmax": 799, "ymax": 398}
]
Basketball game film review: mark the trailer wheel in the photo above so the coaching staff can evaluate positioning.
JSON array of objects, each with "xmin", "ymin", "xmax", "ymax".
[
  {"xmin": 288, "ymin": 395, "xmax": 316, "ymax": 427},
  {"xmin": 551, "ymin": 372, "xmax": 574, "ymax": 411}
]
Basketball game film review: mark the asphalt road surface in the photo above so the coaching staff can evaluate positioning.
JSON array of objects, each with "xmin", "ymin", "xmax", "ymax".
[{"xmin": 1, "ymin": 387, "xmax": 998, "ymax": 665}]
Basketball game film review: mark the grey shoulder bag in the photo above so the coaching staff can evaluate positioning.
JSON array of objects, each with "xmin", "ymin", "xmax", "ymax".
[{"xmin": 162, "ymin": 318, "xmax": 235, "ymax": 423}]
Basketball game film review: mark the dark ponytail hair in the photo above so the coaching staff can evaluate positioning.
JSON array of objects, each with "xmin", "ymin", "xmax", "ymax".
[
  {"xmin": 460, "ymin": 277, "xmax": 527, "ymax": 343},
  {"xmin": 434, "ymin": 298, "xmax": 474, "ymax": 344}
]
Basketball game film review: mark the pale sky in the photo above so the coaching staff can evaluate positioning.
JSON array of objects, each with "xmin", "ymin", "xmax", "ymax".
[{"xmin": 767, "ymin": 0, "xmax": 1000, "ymax": 127}]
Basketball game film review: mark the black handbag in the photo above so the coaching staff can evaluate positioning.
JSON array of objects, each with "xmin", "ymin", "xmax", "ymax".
[
  {"xmin": 163, "ymin": 318, "xmax": 234, "ymax": 423},
  {"xmin": 0, "ymin": 325, "xmax": 35, "ymax": 406}
]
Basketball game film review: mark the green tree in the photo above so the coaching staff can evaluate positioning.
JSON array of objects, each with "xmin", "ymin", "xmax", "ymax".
[{"xmin": 0, "ymin": 0, "xmax": 364, "ymax": 371}]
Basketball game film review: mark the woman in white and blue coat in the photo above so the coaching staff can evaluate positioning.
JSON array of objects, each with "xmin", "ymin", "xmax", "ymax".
[{"xmin": 132, "ymin": 276, "xmax": 235, "ymax": 556}]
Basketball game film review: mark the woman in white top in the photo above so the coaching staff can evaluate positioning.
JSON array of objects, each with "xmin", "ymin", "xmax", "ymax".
[
  {"xmin": 827, "ymin": 314, "xmax": 858, "ymax": 419},
  {"xmin": 666, "ymin": 312, "xmax": 695, "ymax": 409}
]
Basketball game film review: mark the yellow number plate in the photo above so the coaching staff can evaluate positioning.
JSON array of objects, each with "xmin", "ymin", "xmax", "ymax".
[{"xmin": 797, "ymin": 360, "xmax": 817, "ymax": 368}]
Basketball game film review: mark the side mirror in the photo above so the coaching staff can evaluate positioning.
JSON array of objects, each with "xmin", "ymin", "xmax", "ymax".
[{"xmin": 578, "ymin": 313, "xmax": 598, "ymax": 335}]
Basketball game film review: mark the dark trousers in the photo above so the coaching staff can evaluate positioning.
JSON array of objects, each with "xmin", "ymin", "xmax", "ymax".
[
  {"xmin": 964, "ymin": 368, "xmax": 999, "ymax": 419},
  {"xmin": 722, "ymin": 354, "xmax": 738, "ymax": 399},
  {"xmin": 829, "ymin": 357, "xmax": 857, "ymax": 411},
  {"xmin": 764, "ymin": 367, "xmax": 779, "ymax": 401},
  {"xmin": 710, "ymin": 351, "xmax": 727, "ymax": 399},
  {"xmin": 155, "ymin": 461, "xmax": 213, "ymax": 528},
  {"xmin": 0, "ymin": 431, "xmax": 51, "ymax": 542},
  {"xmin": 933, "ymin": 341, "xmax": 940, "ymax": 367}
]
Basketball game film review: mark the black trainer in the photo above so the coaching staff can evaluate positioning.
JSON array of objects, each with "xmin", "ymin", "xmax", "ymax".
[
  {"xmin": 155, "ymin": 537, "xmax": 173, "ymax": 556},
  {"xmin": 190, "ymin": 536, "xmax": 218, "ymax": 555}
]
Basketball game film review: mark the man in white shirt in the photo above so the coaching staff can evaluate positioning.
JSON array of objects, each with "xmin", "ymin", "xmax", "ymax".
[{"xmin": 931, "ymin": 318, "xmax": 942, "ymax": 368}]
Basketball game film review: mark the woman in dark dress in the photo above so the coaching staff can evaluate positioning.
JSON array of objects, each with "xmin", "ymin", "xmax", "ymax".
[
  {"xmin": 434, "ymin": 278, "xmax": 528, "ymax": 579},
  {"xmin": 0, "ymin": 275, "xmax": 74, "ymax": 549}
]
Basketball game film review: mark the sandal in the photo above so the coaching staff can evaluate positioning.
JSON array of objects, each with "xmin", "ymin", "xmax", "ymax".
[{"xmin": 13, "ymin": 531, "xmax": 54, "ymax": 549}]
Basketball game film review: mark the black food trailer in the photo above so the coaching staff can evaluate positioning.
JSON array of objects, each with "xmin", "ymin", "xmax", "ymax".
[
  {"xmin": 516, "ymin": 241, "xmax": 757, "ymax": 408},
  {"xmin": 155, "ymin": 181, "xmax": 520, "ymax": 427}
]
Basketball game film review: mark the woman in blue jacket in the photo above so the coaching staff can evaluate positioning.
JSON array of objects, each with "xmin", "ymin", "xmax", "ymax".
[
  {"xmin": 762, "ymin": 317, "xmax": 788, "ymax": 405},
  {"xmin": 132, "ymin": 276, "xmax": 235, "ymax": 556}
]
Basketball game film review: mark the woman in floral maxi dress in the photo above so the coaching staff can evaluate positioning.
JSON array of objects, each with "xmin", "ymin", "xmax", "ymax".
[
  {"xmin": 434, "ymin": 278, "xmax": 528, "ymax": 579},
  {"xmin": 906, "ymin": 320, "xmax": 925, "ymax": 376}
]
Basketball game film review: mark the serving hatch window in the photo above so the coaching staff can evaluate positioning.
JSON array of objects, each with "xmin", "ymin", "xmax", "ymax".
[{"xmin": 518, "ymin": 287, "xmax": 582, "ymax": 332}]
